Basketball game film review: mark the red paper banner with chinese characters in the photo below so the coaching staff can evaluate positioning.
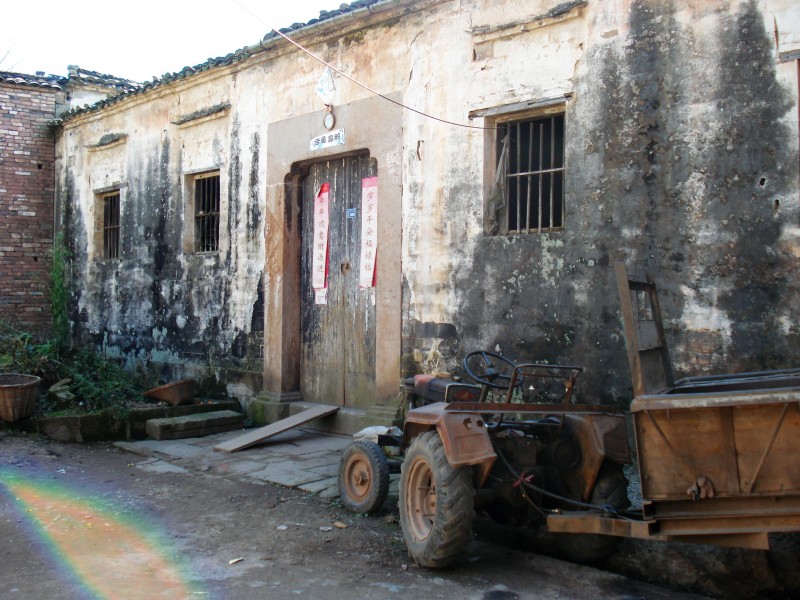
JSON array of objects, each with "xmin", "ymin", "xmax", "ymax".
[
  {"xmin": 312, "ymin": 183, "xmax": 330, "ymax": 303},
  {"xmin": 359, "ymin": 177, "xmax": 378, "ymax": 288}
]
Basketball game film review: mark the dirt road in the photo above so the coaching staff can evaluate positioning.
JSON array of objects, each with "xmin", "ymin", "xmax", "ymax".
[{"xmin": 0, "ymin": 431, "xmax": 767, "ymax": 599}]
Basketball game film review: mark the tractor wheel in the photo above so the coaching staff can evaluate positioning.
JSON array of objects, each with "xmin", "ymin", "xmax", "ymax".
[
  {"xmin": 338, "ymin": 441, "xmax": 390, "ymax": 514},
  {"xmin": 556, "ymin": 463, "xmax": 630, "ymax": 563},
  {"xmin": 399, "ymin": 430, "xmax": 474, "ymax": 568}
]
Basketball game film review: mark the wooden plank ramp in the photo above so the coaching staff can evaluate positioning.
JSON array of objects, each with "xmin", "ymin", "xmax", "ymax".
[{"xmin": 213, "ymin": 404, "xmax": 339, "ymax": 453}]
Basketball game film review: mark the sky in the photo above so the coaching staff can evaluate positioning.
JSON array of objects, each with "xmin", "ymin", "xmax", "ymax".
[{"xmin": 3, "ymin": 0, "xmax": 334, "ymax": 82}]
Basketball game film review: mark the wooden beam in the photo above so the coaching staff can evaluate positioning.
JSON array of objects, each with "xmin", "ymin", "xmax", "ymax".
[{"xmin": 213, "ymin": 404, "xmax": 339, "ymax": 453}]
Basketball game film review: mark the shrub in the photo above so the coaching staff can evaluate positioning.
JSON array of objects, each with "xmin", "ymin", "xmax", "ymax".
[{"xmin": 0, "ymin": 321, "xmax": 157, "ymax": 418}]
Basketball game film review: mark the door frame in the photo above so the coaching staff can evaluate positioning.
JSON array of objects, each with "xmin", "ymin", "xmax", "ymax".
[{"xmin": 263, "ymin": 93, "xmax": 403, "ymax": 412}]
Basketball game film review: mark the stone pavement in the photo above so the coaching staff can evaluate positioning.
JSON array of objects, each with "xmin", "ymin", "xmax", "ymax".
[{"xmin": 115, "ymin": 427, "xmax": 358, "ymax": 499}]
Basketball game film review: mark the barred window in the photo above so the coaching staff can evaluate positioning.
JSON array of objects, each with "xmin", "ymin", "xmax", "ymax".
[
  {"xmin": 489, "ymin": 114, "xmax": 565, "ymax": 234},
  {"xmin": 102, "ymin": 191, "xmax": 120, "ymax": 259},
  {"xmin": 194, "ymin": 172, "xmax": 220, "ymax": 252}
]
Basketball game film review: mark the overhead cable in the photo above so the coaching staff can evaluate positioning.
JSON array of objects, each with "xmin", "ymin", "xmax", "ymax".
[{"xmin": 231, "ymin": 0, "xmax": 497, "ymax": 130}]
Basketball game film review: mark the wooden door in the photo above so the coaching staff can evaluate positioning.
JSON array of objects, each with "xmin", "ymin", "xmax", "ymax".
[{"xmin": 300, "ymin": 155, "xmax": 377, "ymax": 409}]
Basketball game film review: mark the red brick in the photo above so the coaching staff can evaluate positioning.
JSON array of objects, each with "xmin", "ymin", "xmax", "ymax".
[{"xmin": 0, "ymin": 82, "xmax": 56, "ymax": 337}]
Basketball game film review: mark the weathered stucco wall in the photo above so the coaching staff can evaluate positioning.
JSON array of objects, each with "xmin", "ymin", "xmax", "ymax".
[
  {"xmin": 399, "ymin": 0, "xmax": 799, "ymax": 405},
  {"xmin": 55, "ymin": 0, "xmax": 799, "ymax": 411},
  {"xmin": 57, "ymin": 73, "xmax": 267, "ymax": 396}
]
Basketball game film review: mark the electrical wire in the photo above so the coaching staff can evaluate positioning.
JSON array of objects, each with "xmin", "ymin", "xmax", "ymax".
[{"xmin": 231, "ymin": 0, "xmax": 499, "ymax": 130}]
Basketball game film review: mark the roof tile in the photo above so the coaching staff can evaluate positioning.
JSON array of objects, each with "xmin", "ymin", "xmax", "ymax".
[{"xmin": 56, "ymin": 0, "xmax": 388, "ymax": 122}]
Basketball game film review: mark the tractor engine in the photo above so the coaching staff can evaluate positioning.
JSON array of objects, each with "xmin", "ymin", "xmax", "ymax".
[{"xmin": 480, "ymin": 418, "xmax": 585, "ymax": 527}]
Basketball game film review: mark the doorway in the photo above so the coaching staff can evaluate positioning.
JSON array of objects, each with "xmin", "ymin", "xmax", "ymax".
[{"xmin": 300, "ymin": 154, "xmax": 378, "ymax": 409}]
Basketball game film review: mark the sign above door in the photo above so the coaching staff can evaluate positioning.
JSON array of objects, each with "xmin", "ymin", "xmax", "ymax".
[{"xmin": 310, "ymin": 128, "xmax": 345, "ymax": 151}]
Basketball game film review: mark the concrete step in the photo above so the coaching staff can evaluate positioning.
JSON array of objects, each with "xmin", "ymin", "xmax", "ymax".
[{"xmin": 146, "ymin": 410, "xmax": 244, "ymax": 441}]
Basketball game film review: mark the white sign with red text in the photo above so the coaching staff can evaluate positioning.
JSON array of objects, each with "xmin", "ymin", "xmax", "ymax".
[{"xmin": 359, "ymin": 177, "xmax": 378, "ymax": 288}]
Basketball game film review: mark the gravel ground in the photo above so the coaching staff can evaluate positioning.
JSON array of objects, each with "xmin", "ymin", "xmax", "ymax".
[{"xmin": 1, "ymin": 430, "xmax": 794, "ymax": 599}]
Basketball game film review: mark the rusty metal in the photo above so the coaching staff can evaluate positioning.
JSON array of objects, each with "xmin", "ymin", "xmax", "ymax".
[
  {"xmin": 615, "ymin": 262, "xmax": 674, "ymax": 397},
  {"xmin": 632, "ymin": 388, "xmax": 800, "ymax": 411},
  {"xmin": 642, "ymin": 494, "xmax": 800, "ymax": 520},
  {"xmin": 745, "ymin": 402, "xmax": 790, "ymax": 494},
  {"xmin": 444, "ymin": 401, "xmax": 625, "ymax": 414},
  {"xmin": 402, "ymin": 403, "xmax": 497, "ymax": 487},
  {"xmin": 394, "ymin": 267, "xmax": 800, "ymax": 555},
  {"xmin": 641, "ymin": 409, "xmax": 699, "ymax": 483},
  {"xmin": 665, "ymin": 533, "xmax": 769, "ymax": 550},
  {"xmin": 143, "ymin": 379, "xmax": 195, "ymax": 406},
  {"xmin": 613, "ymin": 263, "xmax": 800, "ymax": 550},
  {"xmin": 632, "ymin": 399, "xmax": 800, "ymax": 500},
  {"xmin": 546, "ymin": 513, "xmax": 776, "ymax": 550},
  {"xmin": 505, "ymin": 363, "xmax": 583, "ymax": 403},
  {"xmin": 656, "ymin": 514, "xmax": 800, "ymax": 537},
  {"xmin": 546, "ymin": 512, "xmax": 659, "ymax": 539}
]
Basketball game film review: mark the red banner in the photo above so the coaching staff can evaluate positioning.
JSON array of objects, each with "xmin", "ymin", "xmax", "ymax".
[
  {"xmin": 312, "ymin": 183, "xmax": 330, "ymax": 303},
  {"xmin": 359, "ymin": 177, "xmax": 378, "ymax": 288}
]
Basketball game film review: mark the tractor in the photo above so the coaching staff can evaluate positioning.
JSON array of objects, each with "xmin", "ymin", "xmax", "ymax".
[{"xmin": 338, "ymin": 266, "xmax": 800, "ymax": 567}]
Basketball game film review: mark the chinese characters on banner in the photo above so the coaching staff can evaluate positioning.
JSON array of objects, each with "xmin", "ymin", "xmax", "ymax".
[
  {"xmin": 312, "ymin": 183, "xmax": 330, "ymax": 304},
  {"xmin": 359, "ymin": 177, "xmax": 378, "ymax": 288}
]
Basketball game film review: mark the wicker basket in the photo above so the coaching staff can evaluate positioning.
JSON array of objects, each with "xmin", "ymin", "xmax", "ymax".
[{"xmin": 0, "ymin": 374, "xmax": 41, "ymax": 422}]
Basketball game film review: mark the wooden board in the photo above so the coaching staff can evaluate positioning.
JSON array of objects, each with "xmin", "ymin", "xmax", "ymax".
[
  {"xmin": 213, "ymin": 404, "xmax": 339, "ymax": 453},
  {"xmin": 300, "ymin": 156, "xmax": 378, "ymax": 410}
]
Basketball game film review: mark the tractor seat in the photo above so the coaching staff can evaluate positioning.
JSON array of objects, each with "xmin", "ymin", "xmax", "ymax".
[{"xmin": 412, "ymin": 374, "xmax": 482, "ymax": 404}]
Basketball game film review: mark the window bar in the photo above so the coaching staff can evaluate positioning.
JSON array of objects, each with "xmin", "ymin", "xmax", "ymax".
[
  {"xmin": 199, "ymin": 178, "xmax": 205, "ymax": 252},
  {"xmin": 213, "ymin": 178, "xmax": 219, "ymax": 251},
  {"xmin": 526, "ymin": 121, "xmax": 533, "ymax": 234},
  {"xmin": 503, "ymin": 128, "xmax": 510, "ymax": 232},
  {"xmin": 549, "ymin": 117, "xmax": 555, "ymax": 229},
  {"xmin": 115, "ymin": 210, "xmax": 119, "ymax": 258},
  {"xmin": 103, "ymin": 199, "xmax": 109, "ymax": 259},
  {"xmin": 195, "ymin": 181, "xmax": 200, "ymax": 252},
  {"xmin": 538, "ymin": 121, "xmax": 544, "ymax": 233},
  {"xmin": 209, "ymin": 179, "xmax": 214, "ymax": 251},
  {"xmin": 111, "ymin": 194, "xmax": 117, "ymax": 259},
  {"xmin": 516, "ymin": 122, "xmax": 522, "ymax": 233},
  {"xmin": 115, "ymin": 196, "xmax": 119, "ymax": 258},
  {"xmin": 196, "ymin": 180, "xmax": 200, "ymax": 252}
]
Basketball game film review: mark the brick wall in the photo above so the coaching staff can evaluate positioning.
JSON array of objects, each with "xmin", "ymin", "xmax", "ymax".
[{"xmin": 0, "ymin": 82, "xmax": 59, "ymax": 338}]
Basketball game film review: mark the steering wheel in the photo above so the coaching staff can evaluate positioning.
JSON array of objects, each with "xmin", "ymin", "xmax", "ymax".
[{"xmin": 463, "ymin": 350, "xmax": 524, "ymax": 390}]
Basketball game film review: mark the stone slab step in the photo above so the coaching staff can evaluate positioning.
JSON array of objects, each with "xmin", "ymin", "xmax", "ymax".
[{"xmin": 146, "ymin": 410, "xmax": 244, "ymax": 441}]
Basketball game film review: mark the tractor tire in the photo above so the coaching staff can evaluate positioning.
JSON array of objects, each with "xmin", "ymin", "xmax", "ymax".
[
  {"xmin": 556, "ymin": 463, "xmax": 630, "ymax": 563},
  {"xmin": 399, "ymin": 430, "xmax": 475, "ymax": 568},
  {"xmin": 338, "ymin": 441, "xmax": 390, "ymax": 514}
]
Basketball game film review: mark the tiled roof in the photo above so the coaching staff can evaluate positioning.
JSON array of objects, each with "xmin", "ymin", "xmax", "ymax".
[
  {"xmin": 66, "ymin": 65, "xmax": 141, "ymax": 92},
  {"xmin": 0, "ymin": 66, "xmax": 141, "ymax": 93},
  {"xmin": 56, "ymin": 0, "xmax": 388, "ymax": 123},
  {"xmin": 263, "ymin": 0, "xmax": 384, "ymax": 40},
  {"xmin": 0, "ymin": 71, "xmax": 64, "ymax": 90}
]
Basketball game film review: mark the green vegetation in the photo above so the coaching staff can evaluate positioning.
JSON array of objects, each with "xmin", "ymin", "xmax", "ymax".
[
  {"xmin": 50, "ymin": 232, "xmax": 70, "ymax": 353},
  {"xmin": 0, "ymin": 233, "xmax": 158, "ymax": 420},
  {"xmin": 0, "ymin": 321, "xmax": 157, "ymax": 418},
  {"xmin": 0, "ymin": 323, "xmax": 157, "ymax": 420}
]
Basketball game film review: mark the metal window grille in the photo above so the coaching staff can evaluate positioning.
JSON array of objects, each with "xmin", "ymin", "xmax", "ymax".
[
  {"xmin": 194, "ymin": 173, "xmax": 220, "ymax": 252},
  {"xmin": 498, "ymin": 115, "xmax": 565, "ymax": 233},
  {"xmin": 102, "ymin": 192, "xmax": 120, "ymax": 259}
]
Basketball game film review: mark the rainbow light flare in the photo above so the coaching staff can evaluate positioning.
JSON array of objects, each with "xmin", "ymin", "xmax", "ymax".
[{"xmin": 1, "ymin": 469, "xmax": 201, "ymax": 599}]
